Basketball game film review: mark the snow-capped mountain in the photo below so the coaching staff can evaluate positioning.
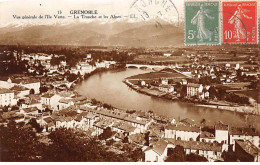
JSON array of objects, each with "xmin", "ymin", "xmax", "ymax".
[{"xmin": 0, "ymin": 18, "xmax": 185, "ymax": 47}]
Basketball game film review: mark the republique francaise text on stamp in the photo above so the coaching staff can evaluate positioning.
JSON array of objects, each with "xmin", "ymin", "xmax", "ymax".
[
  {"xmin": 222, "ymin": 0, "xmax": 258, "ymax": 44},
  {"xmin": 185, "ymin": 1, "xmax": 220, "ymax": 45}
]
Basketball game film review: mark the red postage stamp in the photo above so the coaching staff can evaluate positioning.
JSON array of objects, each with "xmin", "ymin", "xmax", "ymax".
[{"xmin": 222, "ymin": 0, "xmax": 258, "ymax": 44}]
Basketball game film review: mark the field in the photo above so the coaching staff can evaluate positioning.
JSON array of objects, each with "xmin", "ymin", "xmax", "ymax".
[
  {"xmin": 126, "ymin": 70, "xmax": 186, "ymax": 80},
  {"xmin": 134, "ymin": 55, "xmax": 191, "ymax": 63}
]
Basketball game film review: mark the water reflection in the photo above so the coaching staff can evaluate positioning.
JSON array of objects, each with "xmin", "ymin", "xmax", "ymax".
[{"xmin": 75, "ymin": 68, "xmax": 260, "ymax": 131}]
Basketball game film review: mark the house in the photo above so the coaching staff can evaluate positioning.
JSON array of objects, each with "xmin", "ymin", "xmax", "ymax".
[
  {"xmin": 73, "ymin": 112, "xmax": 89, "ymax": 130},
  {"xmin": 12, "ymin": 78, "xmax": 41, "ymax": 94},
  {"xmin": 10, "ymin": 85, "xmax": 30, "ymax": 98},
  {"xmin": 163, "ymin": 53, "xmax": 171, "ymax": 57},
  {"xmin": 144, "ymin": 140, "xmax": 168, "ymax": 162},
  {"xmin": 186, "ymin": 83, "xmax": 203, "ymax": 98},
  {"xmin": 145, "ymin": 139, "xmax": 223, "ymax": 162},
  {"xmin": 161, "ymin": 78, "xmax": 168, "ymax": 85},
  {"xmin": 55, "ymin": 114, "xmax": 76, "ymax": 130},
  {"xmin": 112, "ymin": 122, "xmax": 138, "ymax": 136},
  {"xmin": 1, "ymin": 111, "xmax": 24, "ymax": 123},
  {"xmin": 0, "ymin": 77, "xmax": 13, "ymax": 89},
  {"xmin": 41, "ymin": 93, "xmax": 62, "ymax": 111},
  {"xmin": 21, "ymin": 107, "xmax": 40, "ymax": 116},
  {"xmin": 181, "ymin": 79, "xmax": 188, "ymax": 85},
  {"xmin": 129, "ymin": 133, "xmax": 145, "ymax": 146},
  {"xmin": 41, "ymin": 117, "xmax": 56, "ymax": 132},
  {"xmin": 235, "ymin": 140, "xmax": 260, "ymax": 162},
  {"xmin": 0, "ymin": 88, "xmax": 17, "ymax": 107},
  {"xmin": 215, "ymin": 123, "xmax": 229, "ymax": 145},
  {"xmin": 21, "ymin": 98, "xmax": 42, "ymax": 110},
  {"xmin": 93, "ymin": 120, "xmax": 113, "ymax": 136},
  {"xmin": 166, "ymin": 139, "xmax": 222, "ymax": 161},
  {"xmin": 158, "ymin": 85, "xmax": 174, "ymax": 93},
  {"xmin": 229, "ymin": 127, "xmax": 260, "ymax": 151},
  {"xmin": 58, "ymin": 98, "xmax": 74, "ymax": 110},
  {"xmin": 164, "ymin": 124, "xmax": 200, "ymax": 141},
  {"xmin": 200, "ymin": 131, "xmax": 215, "ymax": 143},
  {"xmin": 141, "ymin": 80, "xmax": 146, "ymax": 86},
  {"xmin": 79, "ymin": 106, "xmax": 152, "ymax": 133},
  {"xmin": 201, "ymin": 86, "xmax": 210, "ymax": 99}
]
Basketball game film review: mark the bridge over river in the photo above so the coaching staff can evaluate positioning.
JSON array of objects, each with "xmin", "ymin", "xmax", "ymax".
[{"xmin": 125, "ymin": 64, "xmax": 193, "ymax": 78}]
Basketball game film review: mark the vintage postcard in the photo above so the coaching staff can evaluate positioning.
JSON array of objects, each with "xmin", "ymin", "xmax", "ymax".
[{"xmin": 0, "ymin": 0, "xmax": 260, "ymax": 163}]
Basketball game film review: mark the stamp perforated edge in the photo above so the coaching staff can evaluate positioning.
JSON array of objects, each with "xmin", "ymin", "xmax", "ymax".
[
  {"xmin": 184, "ymin": 0, "xmax": 221, "ymax": 46},
  {"xmin": 221, "ymin": 0, "xmax": 259, "ymax": 45}
]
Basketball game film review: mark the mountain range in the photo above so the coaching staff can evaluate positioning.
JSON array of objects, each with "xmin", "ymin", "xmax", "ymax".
[{"xmin": 0, "ymin": 19, "xmax": 184, "ymax": 47}]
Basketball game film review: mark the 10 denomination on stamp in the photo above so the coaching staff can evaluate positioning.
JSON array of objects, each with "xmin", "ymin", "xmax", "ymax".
[{"xmin": 222, "ymin": 0, "xmax": 258, "ymax": 44}]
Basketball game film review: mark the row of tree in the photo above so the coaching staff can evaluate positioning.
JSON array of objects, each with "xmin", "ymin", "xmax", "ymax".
[{"xmin": 0, "ymin": 120, "xmax": 129, "ymax": 162}]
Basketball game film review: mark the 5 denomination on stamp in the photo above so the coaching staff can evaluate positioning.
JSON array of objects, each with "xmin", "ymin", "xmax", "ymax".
[{"xmin": 185, "ymin": 1, "xmax": 220, "ymax": 45}]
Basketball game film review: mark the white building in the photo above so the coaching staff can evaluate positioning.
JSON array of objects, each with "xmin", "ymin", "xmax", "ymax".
[
  {"xmin": 0, "ymin": 88, "xmax": 17, "ymax": 107},
  {"xmin": 186, "ymin": 83, "xmax": 203, "ymax": 98},
  {"xmin": 41, "ymin": 93, "xmax": 62, "ymax": 110},
  {"xmin": 164, "ymin": 124, "xmax": 200, "ymax": 141},
  {"xmin": 230, "ymin": 127, "xmax": 260, "ymax": 151},
  {"xmin": 215, "ymin": 123, "xmax": 229, "ymax": 145},
  {"xmin": 145, "ymin": 139, "xmax": 223, "ymax": 162}
]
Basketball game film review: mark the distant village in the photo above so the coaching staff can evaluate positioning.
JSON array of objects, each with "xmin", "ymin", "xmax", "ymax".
[{"xmin": 0, "ymin": 46, "xmax": 259, "ymax": 162}]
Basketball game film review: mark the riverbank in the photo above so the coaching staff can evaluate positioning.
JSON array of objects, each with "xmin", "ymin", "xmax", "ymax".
[
  {"xmin": 80, "ymin": 64, "xmax": 126, "ymax": 80},
  {"xmin": 123, "ymin": 79, "xmax": 260, "ymax": 116}
]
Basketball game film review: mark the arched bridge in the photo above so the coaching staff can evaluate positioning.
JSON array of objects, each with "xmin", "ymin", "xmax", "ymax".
[{"xmin": 126, "ymin": 64, "xmax": 167, "ymax": 69}]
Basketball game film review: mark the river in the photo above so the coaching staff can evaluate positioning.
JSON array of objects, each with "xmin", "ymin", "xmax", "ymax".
[{"xmin": 75, "ymin": 68, "xmax": 260, "ymax": 131}]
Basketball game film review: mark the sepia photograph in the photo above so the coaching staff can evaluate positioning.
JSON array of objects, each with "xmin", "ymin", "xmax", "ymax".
[{"xmin": 0, "ymin": 0, "xmax": 259, "ymax": 163}]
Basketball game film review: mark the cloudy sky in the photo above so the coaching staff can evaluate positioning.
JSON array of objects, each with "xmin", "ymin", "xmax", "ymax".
[{"xmin": 0, "ymin": 0, "xmax": 184, "ymax": 27}]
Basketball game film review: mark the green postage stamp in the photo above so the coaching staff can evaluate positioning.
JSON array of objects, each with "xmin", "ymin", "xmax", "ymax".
[{"xmin": 185, "ymin": 1, "xmax": 220, "ymax": 45}]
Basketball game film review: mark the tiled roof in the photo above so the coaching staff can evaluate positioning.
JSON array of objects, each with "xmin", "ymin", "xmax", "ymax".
[
  {"xmin": 235, "ymin": 140, "xmax": 260, "ymax": 156},
  {"xmin": 80, "ymin": 106, "xmax": 147, "ymax": 125},
  {"xmin": 166, "ymin": 138, "xmax": 222, "ymax": 152},
  {"xmin": 230, "ymin": 127, "xmax": 259, "ymax": 136},
  {"xmin": 152, "ymin": 139, "xmax": 168, "ymax": 155},
  {"xmin": 12, "ymin": 78, "xmax": 40, "ymax": 84},
  {"xmin": 113, "ymin": 123, "xmax": 136, "ymax": 133},
  {"xmin": 42, "ymin": 93, "xmax": 55, "ymax": 98},
  {"xmin": 59, "ymin": 98, "xmax": 72, "ymax": 104},
  {"xmin": 10, "ymin": 85, "xmax": 29, "ymax": 91},
  {"xmin": 129, "ymin": 133, "xmax": 145, "ymax": 144},
  {"xmin": 200, "ymin": 131, "xmax": 215, "ymax": 139},
  {"xmin": 187, "ymin": 83, "xmax": 201, "ymax": 88},
  {"xmin": 215, "ymin": 123, "xmax": 228, "ymax": 130},
  {"xmin": 165, "ymin": 124, "xmax": 200, "ymax": 133},
  {"xmin": 43, "ymin": 117, "xmax": 53, "ymax": 123},
  {"xmin": 0, "ymin": 88, "xmax": 13, "ymax": 94},
  {"xmin": 23, "ymin": 107, "xmax": 39, "ymax": 113}
]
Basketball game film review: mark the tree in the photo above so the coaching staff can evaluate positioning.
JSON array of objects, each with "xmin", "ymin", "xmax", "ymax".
[
  {"xmin": 129, "ymin": 147, "xmax": 145, "ymax": 162},
  {"xmin": 122, "ymin": 136, "xmax": 129, "ymax": 143},
  {"xmin": 29, "ymin": 89, "xmax": 35, "ymax": 94},
  {"xmin": 144, "ymin": 132, "xmax": 150, "ymax": 146},
  {"xmin": 186, "ymin": 153, "xmax": 207, "ymax": 162},
  {"xmin": 28, "ymin": 118, "xmax": 43, "ymax": 133},
  {"xmin": 40, "ymin": 86, "xmax": 48, "ymax": 93},
  {"xmin": 221, "ymin": 150, "xmax": 238, "ymax": 162},
  {"xmin": 165, "ymin": 145, "xmax": 186, "ymax": 162},
  {"xmin": 209, "ymin": 86, "xmax": 217, "ymax": 99},
  {"xmin": 0, "ymin": 120, "xmax": 43, "ymax": 161},
  {"xmin": 200, "ymin": 118, "xmax": 206, "ymax": 125},
  {"xmin": 98, "ymin": 127, "xmax": 113, "ymax": 140},
  {"xmin": 43, "ymin": 128, "xmax": 125, "ymax": 162}
]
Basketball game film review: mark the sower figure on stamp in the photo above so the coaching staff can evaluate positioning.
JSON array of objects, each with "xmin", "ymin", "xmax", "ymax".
[
  {"xmin": 191, "ymin": 5, "xmax": 214, "ymax": 42},
  {"xmin": 228, "ymin": 4, "xmax": 252, "ymax": 41}
]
